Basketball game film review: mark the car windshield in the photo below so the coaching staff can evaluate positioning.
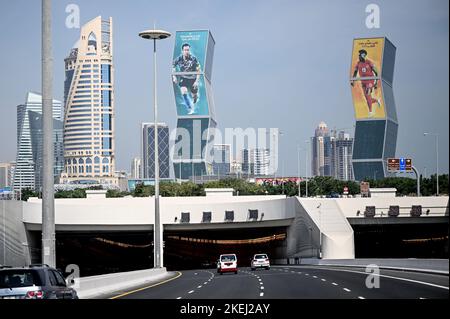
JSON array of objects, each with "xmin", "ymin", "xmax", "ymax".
[
  {"xmin": 220, "ymin": 255, "xmax": 236, "ymax": 262},
  {"xmin": 255, "ymin": 254, "xmax": 268, "ymax": 259},
  {"xmin": 0, "ymin": 270, "xmax": 42, "ymax": 288}
]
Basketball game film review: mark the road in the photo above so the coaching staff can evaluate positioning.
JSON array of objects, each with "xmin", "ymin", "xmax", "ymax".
[{"xmin": 105, "ymin": 265, "xmax": 449, "ymax": 299}]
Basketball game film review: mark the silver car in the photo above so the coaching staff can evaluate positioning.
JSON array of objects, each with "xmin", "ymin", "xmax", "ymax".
[{"xmin": 0, "ymin": 265, "xmax": 78, "ymax": 299}]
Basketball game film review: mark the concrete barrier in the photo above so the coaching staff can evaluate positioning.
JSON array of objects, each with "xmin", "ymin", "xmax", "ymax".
[
  {"xmin": 274, "ymin": 258, "xmax": 449, "ymax": 275},
  {"xmin": 74, "ymin": 268, "xmax": 168, "ymax": 299}
]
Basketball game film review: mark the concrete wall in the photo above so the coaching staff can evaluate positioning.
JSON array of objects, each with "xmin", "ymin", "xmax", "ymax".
[{"xmin": 0, "ymin": 200, "xmax": 31, "ymax": 267}]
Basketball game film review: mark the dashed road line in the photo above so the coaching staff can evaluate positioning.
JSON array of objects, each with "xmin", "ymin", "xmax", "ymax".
[
  {"xmin": 343, "ymin": 288, "xmax": 351, "ymax": 292},
  {"xmin": 358, "ymin": 296, "xmax": 365, "ymax": 299},
  {"xmin": 188, "ymin": 290, "xmax": 194, "ymax": 294}
]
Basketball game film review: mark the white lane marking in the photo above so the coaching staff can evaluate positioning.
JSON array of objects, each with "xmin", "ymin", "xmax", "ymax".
[
  {"xmin": 332, "ymin": 283, "xmax": 338, "ymax": 286},
  {"xmin": 260, "ymin": 282, "xmax": 263, "ymax": 285},
  {"xmin": 204, "ymin": 282, "xmax": 208, "ymax": 285},
  {"xmin": 311, "ymin": 267, "xmax": 450, "ymax": 291},
  {"xmin": 343, "ymin": 288, "xmax": 351, "ymax": 292},
  {"xmin": 258, "ymin": 278, "xmax": 262, "ymax": 281},
  {"xmin": 260, "ymin": 292, "xmax": 264, "ymax": 297},
  {"xmin": 291, "ymin": 271, "xmax": 296, "ymax": 273},
  {"xmin": 321, "ymin": 279, "xmax": 326, "ymax": 282},
  {"xmin": 358, "ymin": 296, "xmax": 365, "ymax": 299},
  {"xmin": 305, "ymin": 274, "xmax": 309, "ymax": 276},
  {"xmin": 261, "ymin": 286, "xmax": 264, "ymax": 290},
  {"xmin": 188, "ymin": 290, "xmax": 194, "ymax": 294},
  {"xmin": 194, "ymin": 273, "xmax": 198, "ymax": 275},
  {"xmin": 419, "ymin": 297, "xmax": 426, "ymax": 299},
  {"xmin": 313, "ymin": 276, "xmax": 318, "ymax": 279},
  {"xmin": 197, "ymin": 285, "xmax": 202, "ymax": 289},
  {"xmin": 176, "ymin": 297, "xmax": 182, "ymax": 299}
]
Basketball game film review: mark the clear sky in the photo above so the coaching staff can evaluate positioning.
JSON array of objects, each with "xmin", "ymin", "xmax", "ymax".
[{"xmin": 0, "ymin": 0, "xmax": 448, "ymax": 177}]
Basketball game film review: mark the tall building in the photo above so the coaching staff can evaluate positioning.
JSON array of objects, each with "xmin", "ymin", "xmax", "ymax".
[
  {"xmin": 14, "ymin": 92, "xmax": 63, "ymax": 192},
  {"xmin": 241, "ymin": 148, "xmax": 270, "ymax": 176},
  {"xmin": 0, "ymin": 163, "xmax": 12, "ymax": 189},
  {"xmin": 331, "ymin": 131, "xmax": 354, "ymax": 181},
  {"xmin": 130, "ymin": 157, "xmax": 142, "ymax": 179},
  {"xmin": 311, "ymin": 122, "xmax": 333, "ymax": 177},
  {"xmin": 252, "ymin": 149, "xmax": 270, "ymax": 176},
  {"xmin": 350, "ymin": 37, "xmax": 398, "ymax": 180},
  {"xmin": 172, "ymin": 30, "xmax": 217, "ymax": 180},
  {"xmin": 142, "ymin": 123, "xmax": 170, "ymax": 179},
  {"xmin": 230, "ymin": 160, "xmax": 242, "ymax": 175},
  {"xmin": 212, "ymin": 144, "xmax": 231, "ymax": 176},
  {"xmin": 60, "ymin": 16, "xmax": 117, "ymax": 185}
]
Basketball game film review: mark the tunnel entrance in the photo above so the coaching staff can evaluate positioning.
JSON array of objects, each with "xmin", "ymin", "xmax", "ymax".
[
  {"xmin": 353, "ymin": 222, "xmax": 449, "ymax": 258},
  {"xmin": 44, "ymin": 226, "xmax": 287, "ymax": 277}
]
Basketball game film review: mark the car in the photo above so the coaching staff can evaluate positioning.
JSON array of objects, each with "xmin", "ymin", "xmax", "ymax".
[
  {"xmin": 0, "ymin": 264, "xmax": 78, "ymax": 299},
  {"xmin": 217, "ymin": 254, "xmax": 238, "ymax": 275},
  {"xmin": 251, "ymin": 254, "xmax": 270, "ymax": 271}
]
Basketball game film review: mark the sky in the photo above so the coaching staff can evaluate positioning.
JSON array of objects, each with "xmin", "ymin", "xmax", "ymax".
[{"xmin": 0, "ymin": 0, "xmax": 448, "ymax": 177}]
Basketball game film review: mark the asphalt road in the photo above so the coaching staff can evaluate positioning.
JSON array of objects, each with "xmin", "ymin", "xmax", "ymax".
[{"xmin": 107, "ymin": 266, "xmax": 449, "ymax": 299}]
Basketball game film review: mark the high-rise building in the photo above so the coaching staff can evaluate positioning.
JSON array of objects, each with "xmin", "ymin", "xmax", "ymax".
[
  {"xmin": 311, "ymin": 122, "xmax": 333, "ymax": 177},
  {"xmin": 212, "ymin": 144, "xmax": 231, "ymax": 176},
  {"xmin": 252, "ymin": 149, "xmax": 270, "ymax": 176},
  {"xmin": 60, "ymin": 16, "xmax": 117, "ymax": 185},
  {"xmin": 0, "ymin": 163, "xmax": 12, "ymax": 189},
  {"xmin": 350, "ymin": 37, "xmax": 398, "ymax": 180},
  {"xmin": 142, "ymin": 123, "xmax": 170, "ymax": 179},
  {"xmin": 14, "ymin": 92, "xmax": 63, "ymax": 192},
  {"xmin": 172, "ymin": 30, "xmax": 217, "ymax": 180},
  {"xmin": 230, "ymin": 160, "xmax": 242, "ymax": 175},
  {"xmin": 241, "ymin": 148, "xmax": 270, "ymax": 176},
  {"xmin": 331, "ymin": 131, "xmax": 354, "ymax": 181},
  {"xmin": 131, "ymin": 157, "xmax": 142, "ymax": 179}
]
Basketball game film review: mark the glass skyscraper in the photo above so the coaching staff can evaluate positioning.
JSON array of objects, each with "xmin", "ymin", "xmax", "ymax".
[
  {"xmin": 14, "ymin": 92, "xmax": 63, "ymax": 192},
  {"xmin": 212, "ymin": 144, "xmax": 231, "ymax": 176},
  {"xmin": 60, "ymin": 16, "xmax": 117, "ymax": 185},
  {"xmin": 311, "ymin": 122, "xmax": 333, "ymax": 177}
]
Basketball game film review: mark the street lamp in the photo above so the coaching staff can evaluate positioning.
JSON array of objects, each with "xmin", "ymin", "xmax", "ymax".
[
  {"xmin": 139, "ymin": 28, "xmax": 171, "ymax": 269},
  {"xmin": 424, "ymin": 132, "xmax": 439, "ymax": 196},
  {"xmin": 317, "ymin": 203, "xmax": 322, "ymax": 259}
]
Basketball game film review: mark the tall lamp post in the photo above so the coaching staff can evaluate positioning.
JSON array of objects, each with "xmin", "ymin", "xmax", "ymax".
[
  {"xmin": 139, "ymin": 28, "xmax": 171, "ymax": 268},
  {"xmin": 297, "ymin": 146, "xmax": 301, "ymax": 197},
  {"xmin": 424, "ymin": 132, "xmax": 439, "ymax": 196},
  {"xmin": 305, "ymin": 140, "xmax": 310, "ymax": 197}
]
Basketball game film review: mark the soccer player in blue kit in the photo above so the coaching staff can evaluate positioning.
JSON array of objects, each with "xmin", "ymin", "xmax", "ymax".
[{"xmin": 172, "ymin": 43, "xmax": 201, "ymax": 115}]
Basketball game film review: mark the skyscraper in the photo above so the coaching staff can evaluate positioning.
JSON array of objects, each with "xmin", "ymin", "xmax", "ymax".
[
  {"xmin": 60, "ymin": 16, "xmax": 117, "ymax": 185},
  {"xmin": 142, "ymin": 123, "xmax": 170, "ymax": 179},
  {"xmin": 131, "ymin": 157, "xmax": 142, "ymax": 179},
  {"xmin": 212, "ymin": 144, "xmax": 231, "ymax": 176},
  {"xmin": 241, "ymin": 148, "xmax": 270, "ymax": 176},
  {"xmin": 350, "ymin": 37, "xmax": 398, "ymax": 181},
  {"xmin": 14, "ymin": 92, "xmax": 63, "ymax": 192},
  {"xmin": 172, "ymin": 30, "xmax": 217, "ymax": 180},
  {"xmin": 311, "ymin": 122, "xmax": 333, "ymax": 177},
  {"xmin": 331, "ymin": 131, "xmax": 354, "ymax": 181}
]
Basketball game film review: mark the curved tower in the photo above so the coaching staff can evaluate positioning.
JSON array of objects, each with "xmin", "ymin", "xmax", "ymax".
[
  {"xmin": 350, "ymin": 37, "xmax": 398, "ymax": 181},
  {"xmin": 172, "ymin": 30, "xmax": 216, "ymax": 180},
  {"xmin": 61, "ymin": 16, "xmax": 117, "ymax": 185}
]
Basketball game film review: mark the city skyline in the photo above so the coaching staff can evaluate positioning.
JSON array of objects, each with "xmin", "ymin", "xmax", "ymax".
[{"xmin": 0, "ymin": 0, "xmax": 448, "ymax": 178}]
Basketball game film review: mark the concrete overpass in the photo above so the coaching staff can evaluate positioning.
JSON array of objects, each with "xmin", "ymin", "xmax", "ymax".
[{"xmin": 1, "ymin": 189, "xmax": 448, "ymax": 273}]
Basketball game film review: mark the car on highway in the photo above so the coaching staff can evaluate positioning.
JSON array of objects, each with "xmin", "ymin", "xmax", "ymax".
[
  {"xmin": 0, "ymin": 264, "xmax": 78, "ymax": 299},
  {"xmin": 217, "ymin": 254, "xmax": 238, "ymax": 275},
  {"xmin": 251, "ymin": 253, "xmax": 270, "ymax": 271}
]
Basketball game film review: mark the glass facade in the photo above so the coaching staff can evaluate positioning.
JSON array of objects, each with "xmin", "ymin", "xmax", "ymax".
[
  {"xmin": 353, "ymin": 121, "xmax": 385, "ymax": 160},
  {"xmin": 142, "ymin": 124, "xmax": 170, "ymax": 179}
]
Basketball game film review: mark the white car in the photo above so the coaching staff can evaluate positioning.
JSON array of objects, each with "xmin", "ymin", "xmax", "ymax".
[
  {"xmin": 251, "ymin": 254, "xmax": 270, "ymax": 270},
  {"xmin": 217, "ymin": 254, "xmax": 238, "ymax": 275}
]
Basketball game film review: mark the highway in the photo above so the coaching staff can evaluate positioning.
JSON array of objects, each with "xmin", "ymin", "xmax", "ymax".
[{"xmin": 105, "ymin": 266, "xmax": 449, "ymax": 299}]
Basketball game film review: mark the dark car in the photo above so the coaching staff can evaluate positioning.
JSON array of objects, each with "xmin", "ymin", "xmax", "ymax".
[{"xmin": 0, "ymin": 265, "xmax": 78, "ymax": 299}]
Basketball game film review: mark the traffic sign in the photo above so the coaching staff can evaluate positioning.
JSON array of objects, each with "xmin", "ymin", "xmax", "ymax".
[{"xmin": 388, "ymin": 158, "xmax": 412, "ymax": 172}]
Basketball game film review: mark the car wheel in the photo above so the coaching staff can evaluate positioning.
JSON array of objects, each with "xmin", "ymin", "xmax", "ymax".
[
  {"xmin": 235, "ymin": 271, "xmax": 238, "ymax": 274},
  {"xmin": 266, "ymin": 267, "xmax": 270, "ymax": 270}
]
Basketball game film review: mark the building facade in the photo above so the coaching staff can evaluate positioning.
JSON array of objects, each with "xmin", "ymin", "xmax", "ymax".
[
  {"xmin": 131, "ymin": 157, "xmax": 142, "ymax": 180},
  {"xmin": 241, "ymin": 148, "xmax": 270, "ymax": 176},
  {"xmin": 172, "ymin": 30, "xmax": 217, "ymax": 180},
  {"xmin": 212, "ymin": 144, "xmax": 231, "ymax": 176},
  {"xmin": 60, "ymin": 16, "xmax": 117, "ymax": 185},
  {"xmin": 142, "ymin": 123, "xmax": 170, "ymax": 179},
  {"xmin": 350, "ymin": 37, "xmax": 398, "ymax": 181},
  {"xmin": 13, "ymin": 92, "xmax": 63, "ymax": 192},
  {"xmin": 311, "ymin": 122, "xmax": 333, "ymax": 177},
  {"xmin": 0, "ymin": 163, "xmax": 12, "ymax": 189},
  {"xmin": 331, "ymin": 131, "xmax": 354, "ymax": 181}
]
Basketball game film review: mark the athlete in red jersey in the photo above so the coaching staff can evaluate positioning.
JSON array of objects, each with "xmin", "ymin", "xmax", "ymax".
[{"xmin": 351, "ymin": 49, "xmax": 380, "ymax": 117}]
